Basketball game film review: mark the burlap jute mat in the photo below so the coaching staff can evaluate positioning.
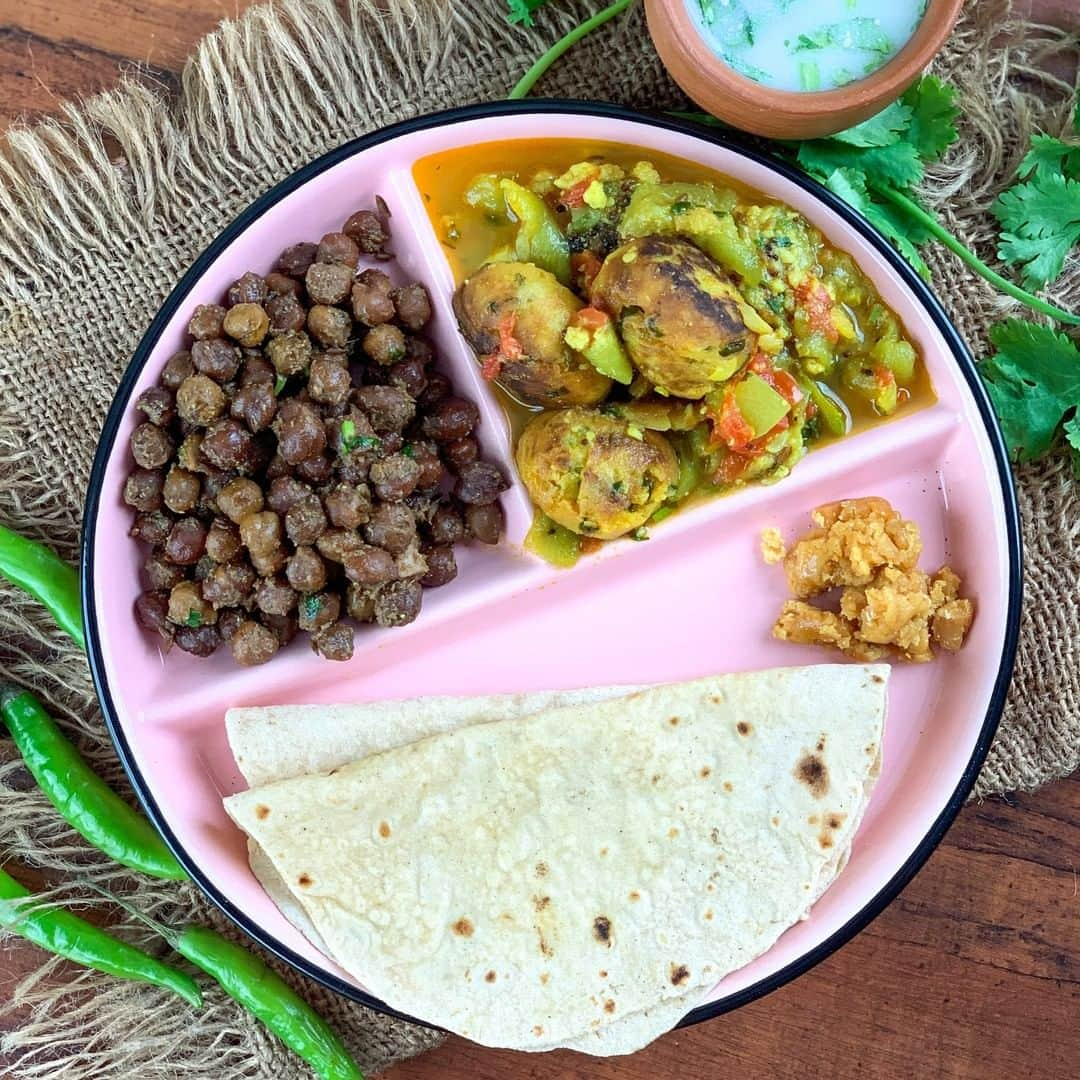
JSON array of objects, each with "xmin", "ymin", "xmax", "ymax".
[{"xmin": 0, "ymin": 0, "xmax": 1076, "ymax": 1075}]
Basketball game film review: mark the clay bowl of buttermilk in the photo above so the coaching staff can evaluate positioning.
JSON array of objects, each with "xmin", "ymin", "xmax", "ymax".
[{"xmin": 645, "ymin": 0, "xmax": 964, "ymax": 138}]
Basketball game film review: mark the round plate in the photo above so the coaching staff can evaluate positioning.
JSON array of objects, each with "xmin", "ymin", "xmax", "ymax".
[{"xmin": 82, "ymin": 101, "xmax": 1022, "ymax": 1032}]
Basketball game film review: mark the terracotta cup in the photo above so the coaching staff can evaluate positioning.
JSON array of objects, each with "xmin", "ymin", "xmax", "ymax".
[{"xmin": 645, "ymin": 0, "xmax": 965, "ymax": 139}]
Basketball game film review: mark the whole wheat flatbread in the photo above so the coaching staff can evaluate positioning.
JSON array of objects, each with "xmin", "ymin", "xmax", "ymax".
[{"xmin": 225, "ymin": 665, "xmax": 887, "ymax": 1054}]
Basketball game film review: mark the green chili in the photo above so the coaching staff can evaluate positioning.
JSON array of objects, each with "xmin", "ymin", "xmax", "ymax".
[
  {"xmin": 0, "ymin": 524, "xmax": 85, "ymax": 649},
  {"xmin": 0, "ymin": 867, "xmax": 201, "ymax": 1007},
  {"xmin": 174, "ymin": 926, "xmax": 363, "ymax": 1080},
  {"xmin": 0, "ymin": 685, "xmax": 187, "ymax": 881},
  {"xmin": 102, "ymin": 893, "xmax": 363, "ymax": 1080}
]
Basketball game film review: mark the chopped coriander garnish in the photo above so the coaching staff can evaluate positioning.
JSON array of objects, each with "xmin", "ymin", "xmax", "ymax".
[
  {"xmin": 302, "ymin": 594, "xmax": 323, "ymax": 621},
  {"xmin": 401, "ymin": 443, "xmax": 416, "ymax": 458},
  {"xmin": 631, "ymin": 526, "xmax": 650, "ymax": 541},
  {"xmin": 274, "ymin": 374, "xmax": 287, "ymax": 395},
  {"xmin": 340, "ymin": 420, "xmax": 382, "ymax": 454},
  {"xmin": 799, "ymin": 61, "xmax": 821, "ymax": 92},
  {"xmin": 185, "ymin": 610, "xmax": 202, "ymax": 628}
]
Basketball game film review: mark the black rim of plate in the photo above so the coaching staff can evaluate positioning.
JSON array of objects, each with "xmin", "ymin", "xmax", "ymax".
[{"xmin": 82, "ymin": 99, "xmax": 1023, "ymax": 1034}]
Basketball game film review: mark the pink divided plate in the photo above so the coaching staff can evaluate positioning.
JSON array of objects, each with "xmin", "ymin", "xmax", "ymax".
[{"xmin": 82, "ymin": 103, "xmax": 1021, "ymax": 1031}]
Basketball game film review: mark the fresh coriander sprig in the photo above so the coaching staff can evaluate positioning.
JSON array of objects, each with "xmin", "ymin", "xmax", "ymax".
[
  {"xmin": 507, "ymin": 0, "xmax": 635, "ymax": 100},
  {"xmin": 979, "ymin": 319, "xmax": 1080, "ymax": 472}
]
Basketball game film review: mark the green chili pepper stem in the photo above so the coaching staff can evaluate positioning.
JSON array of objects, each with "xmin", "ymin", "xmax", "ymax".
[
  {"xmin": 175, "ymin": 927, "xmax": 364, "ymax": 1080},
  {"xmin": 0, "ymin": 868, "xmax": 202, "ymax": 1008},
  {"xmin": 0, "ymin": 686, "xmax": 188, "ymax": 881},
  {"xmin": 0, "ymin": 524, "xmax": 85, "ymax": 649},
  {"xmin": 507, "ymin": 0, "xmax": 635, "ymax": 101},
  {"xmin": 870, "ymin": 184, "xmax": 1080, "ymax": 326}
]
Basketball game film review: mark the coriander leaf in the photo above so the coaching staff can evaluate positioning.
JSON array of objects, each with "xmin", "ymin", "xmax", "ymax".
[
  {"xmin": 1065, "ymin": 415, "xmax": 1080, "ymax": 477},
  {"xmin": 979, "ymin": 319, "xmax": 1080, "ymax": 462},
  {"xmin": 506, "ymin": 0, "xmax": 548, "ymax": 26},
  {"xmin": 901, "ymin": 75, "xmax": 959, "ymax": 161},
  {"xmin": 830, "ymin": 101, "xmax": 913, "ymax": 148},
  {"xmin": 822, "ymin": 168, "xmax": 930, "ymax": 280},
  {"xmin": 845, "ymin": 17, "xmax": 894, "ymax": 55},
  {"xmin": 797, "ymin": 138, "xmax": 924, "ymax": 190},
  {"xmin": 1018, "ymin": 134, "xmax": 1080, "ymax": 181},
  {"xmin": 795, "ymin": 18, "xmax": 892, "ymax": 55},
  {"xmin": 1074, "ymin": 97, "xmax": 1080, "ymax": 135},
  {"xmin": 1067, "ymin": 414, "xmax": 1080, "ymax": 453},
  {"xmin": 794, "ymin": 31, "xmax": 827, "ymax": 52},
  {"xmin": 993, "ymin": 171, "xmax": 1080, "ymax": 289}
]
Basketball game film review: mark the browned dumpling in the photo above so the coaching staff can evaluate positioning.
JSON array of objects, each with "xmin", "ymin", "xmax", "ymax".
[
  {"xmin": 590, "ymin": 236, "xmax": 757, "ymax": 399},
  {"xmin": 453, "ymin": 261, "xmax": 611, "ymax": 408},
  {"xmin": 515, "ymin": 408, "xmax": 678, "ymax": 540}
]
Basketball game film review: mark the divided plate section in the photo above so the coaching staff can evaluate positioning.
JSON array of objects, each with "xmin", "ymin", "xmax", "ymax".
[
  {"xmin": 90, "ymin": 137, "xmax": 550, "ymax": 732},
  {"xmin": 90, "ymin": 111, "xmax": 1015, "ymax": 1011}
]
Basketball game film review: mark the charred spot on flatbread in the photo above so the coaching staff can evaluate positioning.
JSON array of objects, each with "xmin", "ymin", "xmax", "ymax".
[
  {"xmin": 795, "ymin": 752, "xmax": 829, "ymax": 798},
  {"xmin": 533, "ymin": 895, "xmax": 551, "ymax": 911},
  {"xmin": 452, "ymin": 917, "xmax": 475, "ymax": 937},
  {"xmin": 629, "ymin": 890, "xmax": 641, "ymax": 902},
  {"xmin": 534, "ymin": 862, "xmax": 549, "ymax": 878},
  {"xmin": 604, "ymin": 999, "xmax": 616, "ymax": 1013},
  {"xmin": 723, "ymin": 781, "xmax": 733, "ymax": 792},
  {"xmin": 297, "ymin": 872, "xmax": 313, "ymax": 887},
  {"xmin": 254, "ymin": 804, "xmax": 270, "ymax": 820},
  {"xmin": 818, "ymin": 811, "xmax": 847, "ymax": 848},
  {"xmin": 593, "ymin": 915, "xmax": 612, "ymax": 945},
  {"xmin": 484, "ymin": 970, "xmax": 497, "ymax": 983},
  {"xmin": 669, "ymin": 716, "xmax": 680, "ymax": 726},
  {"xmin": 536, "ymin": 928, "xmax": 554, "ymax": 958},
  {"xmin": 670, "ymin": 963, "xmax": 690, "ymax": 986},
  {"xmin": 816, "ymin": 735, "xmax": 826, "ymax": 752},
  {"xmin": 378, "ymin": 820, "xmax": 391, "ymax": 838},
  {"xmin": 736, "ymin": 721, "xmax": 752, "ymax": 736},
  {"xmin": 700, "ymin": 765, "xmax": 712, "ymax": 778}
]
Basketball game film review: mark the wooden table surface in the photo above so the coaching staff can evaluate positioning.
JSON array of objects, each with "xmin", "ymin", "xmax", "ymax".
[{"xmin": 2, "ymin": 1, "xmax": 1078, "ymax": 1078}]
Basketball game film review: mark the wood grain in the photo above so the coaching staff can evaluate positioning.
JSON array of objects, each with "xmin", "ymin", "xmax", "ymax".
[{"xmin": 1, "ymin": 1, "xmax": 1078, "ymax": 1078}]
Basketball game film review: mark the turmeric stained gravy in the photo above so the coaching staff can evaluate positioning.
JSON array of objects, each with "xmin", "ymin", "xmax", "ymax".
[{"xmin": 414, "ymin": 139, "xmax": 934, "ymax": 564}]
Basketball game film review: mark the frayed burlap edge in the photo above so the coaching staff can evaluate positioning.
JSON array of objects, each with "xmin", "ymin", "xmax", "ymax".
[{"xmin": 0, "ymin": 0, "xmax": 1077, "ymax": 1076}]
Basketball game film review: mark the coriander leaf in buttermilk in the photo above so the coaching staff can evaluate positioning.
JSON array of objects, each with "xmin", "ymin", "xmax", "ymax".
[
  {"xmin": 979, "ymin": 319, "xmax": 1080, "ymax": 463},
  {"xmin": 900, "ymin": 75, "xmax": 959, "ymax": 161},
  {"xmin": 506, "ymin": 0, "xmax": 549, "ymax": 27},
  {"xmin": 993, "ymin": 171, "xmax": 1080, "ymax": 289},
  {"xmin": 828, "ymin": 100, "xmax": 913, "ymax": 149},
  {"xmin": 1018, "ymin": 134, "xmax": 1080, "ymax": 182}
]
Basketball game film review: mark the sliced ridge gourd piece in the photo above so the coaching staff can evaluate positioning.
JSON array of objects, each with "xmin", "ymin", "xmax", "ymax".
[
  {"xmin": 617, "ymin": 181, "xmax": 763, "ymax": 285},
  {"xmin": 733, "ymin": 373, "xmax": 792, "ymax": 438},
  {"xmin": 618, "ymin": 181, "xmax": 738, "ymax": 237},
  {"xmin": 500, "ymin": 179, "xmax": 571, "ymax": 286},
  {"xmin": 800, "ymin": 377, "xmax": 852, "ymax": 437},
  {"xmin": 524, "ymin": 511, "xmax": 582, "ymax": 568},
  {"xmin": 564, "ymin": 308, "xmax": 634, "ymax": 385},
  {"xmin": 464, "ymin": 173, "xmax": 508, "ymax": 216}
]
